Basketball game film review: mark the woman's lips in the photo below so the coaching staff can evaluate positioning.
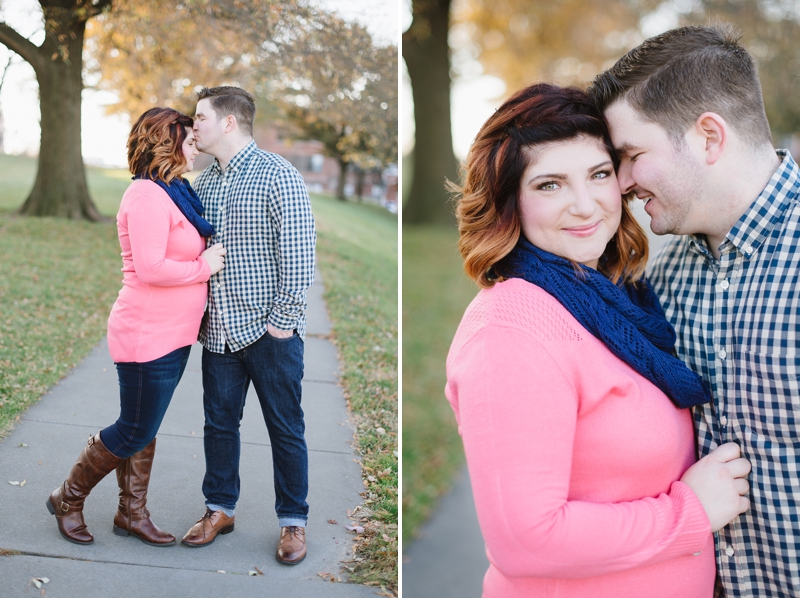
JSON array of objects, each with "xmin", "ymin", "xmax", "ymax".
[{"xmin": 564, "ymin": 222, "xmax": 600, "ymax": 237}]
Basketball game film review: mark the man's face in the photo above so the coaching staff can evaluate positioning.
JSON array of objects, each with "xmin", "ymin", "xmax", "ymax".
[
  {"xmin": 604, "ymin": 99, "xmax": 704, "ymax": 236},
  {"xmin": 193, "ymin": 98, "xmax": 225, "ymax": 153}
]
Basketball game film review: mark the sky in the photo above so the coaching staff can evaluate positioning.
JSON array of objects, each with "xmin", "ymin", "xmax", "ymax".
[{"xmin": 0, "ymin": 0, "xmax": 399, "ymax": 168}]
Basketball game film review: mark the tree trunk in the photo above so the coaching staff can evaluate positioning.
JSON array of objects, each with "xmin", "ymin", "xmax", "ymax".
[
  {"xmin": 402, "ymin": 0, "xmax": 459, "ymax": 226},
  {"xmin": 336, "ymin": 157, "xmax": 348, "ymax": 201},
  {"xmin": 355, "ymin": 169, "xmax": 365, "ymax": 201},
  {"xmin": 18, "ymin": 12, "xmax": 101, "ymax": 220}
]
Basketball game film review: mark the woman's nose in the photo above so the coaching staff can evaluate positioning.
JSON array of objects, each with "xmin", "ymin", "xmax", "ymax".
[{"xmin": 569, "ymin": 184, "xmax": 596, "ymax": 216}]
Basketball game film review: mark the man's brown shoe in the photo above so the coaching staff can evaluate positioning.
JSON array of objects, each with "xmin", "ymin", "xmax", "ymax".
[
  {"xmin": 181, "ymin": 508, "xmax": 234, "ymax": 547},
  {"xmin": 276, "ymin": 526, "xmax": 306, "ymax": 565}
]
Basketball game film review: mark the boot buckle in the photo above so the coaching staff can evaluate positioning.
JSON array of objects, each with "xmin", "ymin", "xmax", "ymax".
[
  {"xmin": 87, "ymin": 435, "xmax": 95, "ymax": 447},
  {"xmin": 59, "ymin": 501, "xmax": 70, "ymax": 512}
]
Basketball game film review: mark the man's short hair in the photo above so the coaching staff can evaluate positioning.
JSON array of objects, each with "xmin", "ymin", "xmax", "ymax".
[
  {"xmin": 197, "ymin": 86, "xmax": 256, "ymax": 137},
  {"xmin": 589, "ymin": 23, "xmax": 772, "ymax": 149}
]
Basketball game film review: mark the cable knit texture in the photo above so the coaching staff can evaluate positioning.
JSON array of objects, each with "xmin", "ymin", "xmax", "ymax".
[
  {"xmin": 445, "ymin": 278, "xmax": 714, "ymax": 598},
  {"xmin": 107, "ymin": 179, "xmax": 211, "ymax": 363},
  {"xmin": 497, "ymin": 238, "xmax": 711, "ymax": 408}
]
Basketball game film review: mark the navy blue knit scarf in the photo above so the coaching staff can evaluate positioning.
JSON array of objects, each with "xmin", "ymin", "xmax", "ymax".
[
  {"xmin": 135, "ymin": 175, "xmax": 215, "ymax": 237},
  {"xmin": 497, "ymin": 237, "xmax": 711, "ymax": 408}
]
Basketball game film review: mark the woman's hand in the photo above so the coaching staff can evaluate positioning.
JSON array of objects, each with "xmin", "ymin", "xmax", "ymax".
[
  {"xmin": 201, "ymin": 243, "xmax": 227, "ymax": 275},
  {"xmin": 680, "ymin": 442, "xmax": 751, "ymax": 532}
]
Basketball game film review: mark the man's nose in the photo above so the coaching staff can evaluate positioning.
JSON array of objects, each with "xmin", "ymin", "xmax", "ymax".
[{"xmin": 616, "ymin": 162, "xmax": 635, "ymax": 195}]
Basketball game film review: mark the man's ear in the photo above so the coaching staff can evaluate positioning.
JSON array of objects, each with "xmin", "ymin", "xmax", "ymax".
[
  {"xmin": 224, "ymin": 114, "xmax": 237, "ymax": 133},
  {"xmin": 695, "ymin": 112, "xmax": 727, "ymax": 165}
]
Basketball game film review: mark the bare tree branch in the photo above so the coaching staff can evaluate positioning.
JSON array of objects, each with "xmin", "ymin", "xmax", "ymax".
[{"xmin": 0, "ymin": 22, "xmax": 43, "ymax": 72}]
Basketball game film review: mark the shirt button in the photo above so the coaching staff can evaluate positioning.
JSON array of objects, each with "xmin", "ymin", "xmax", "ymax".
[
  {"xmin": 720, "ymin": 279, "xmax": 729, "ymax": 290},
  {"xmin": 743, "ymin": 244, "xmax": 753, "ymax": 255},
  {"xmin": 720, "ymin": 415, "xmax": 728, "ymax": 426},
  {"xmin": 216, "ymin": 282, "xmax": 221, "ymax": 288},
  {"xmin": 726, "ymin": 546, "xmax": 735, "ymax": 557},
  {"xmin": 718, "ymin": 349, "xmax": 727, "ymax": 359}
]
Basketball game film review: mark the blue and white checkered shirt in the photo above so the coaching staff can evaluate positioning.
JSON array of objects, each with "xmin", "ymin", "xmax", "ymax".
[
  {"xmin": 650, "ymin": 150, "xmax": 800, "ymax": 598},
  {"xmin": 194, "ymin": 140, "xmax": 316, "ymax": 352}
]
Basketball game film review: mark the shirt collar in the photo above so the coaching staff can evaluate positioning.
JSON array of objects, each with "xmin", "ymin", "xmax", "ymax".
[
  {"xmin": 687, "ymin": 150, "xmax": 799, "ymax": 260},
  {"xmin": 725, "ymin": 150, "xmax": 798, "ymax": 260},
  {"xmin": 210, "ymin": 139, "xmax": 258, "ymax": 176}
]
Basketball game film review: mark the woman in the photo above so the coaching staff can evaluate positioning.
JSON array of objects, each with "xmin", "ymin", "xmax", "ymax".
[
  {"xmin": 446, "ymin": 84, "xmax": 751, "ymax": 597},
  {"xmin": 46, "ymin": 107, "xmax": 226, "ymax": 547}
]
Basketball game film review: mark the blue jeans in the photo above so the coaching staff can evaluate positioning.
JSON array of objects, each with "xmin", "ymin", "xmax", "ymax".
[
  {"xmin": 100, "ymin": 345, "xmax": 191, "ymax": 459},
  {"xmin": 201, "ymin": 331, "xmax": 309, "ymax": 526}
]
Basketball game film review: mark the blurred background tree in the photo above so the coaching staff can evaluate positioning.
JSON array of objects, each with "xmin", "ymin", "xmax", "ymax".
[
  {"xmin": 88, "ymin": 1, "xmax": 396, "ymax": 201},
  {"xmin": 0, "ymin": 0, "xmax": 114, "ymax": 220},
  {"xmin": 402, "ymin": 0, "xmax": 800, "ymax": 548},
  {"xmin": 0, "ymin": 0, "xmax": 396, "ymax": 219}
]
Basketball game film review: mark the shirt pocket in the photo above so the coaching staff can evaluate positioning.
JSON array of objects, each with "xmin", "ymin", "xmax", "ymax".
[{"xmin": 737, "ymin": 349, "xmax": 800, "ymax": 442}]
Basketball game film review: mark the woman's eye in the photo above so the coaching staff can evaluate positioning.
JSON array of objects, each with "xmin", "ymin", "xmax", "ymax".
[
  {"xmin": 593, "ymin": 170, "xmax": 611, "ymax": 179},
  {"xmin": 538, "ymin": 181, "xmax": 559, "ymax": 191}
]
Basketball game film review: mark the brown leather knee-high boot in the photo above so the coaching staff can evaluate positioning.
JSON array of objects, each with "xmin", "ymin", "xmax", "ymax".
[
  {"xmin": 112, "ymin": 438, "xmax": 176, "ymax": 546},
  {"xmin": 46, "ymin": 433, "xmax": 124, "ymax": 544}
]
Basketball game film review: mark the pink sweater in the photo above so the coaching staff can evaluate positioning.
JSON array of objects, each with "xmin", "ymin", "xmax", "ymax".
[
  {"xmin": 107, "ymin": 179, "xmax": 211, "ymax": 363},
  {"xmin": 445, "ymin": 278, "xmax": 715, "ymax": 598}
]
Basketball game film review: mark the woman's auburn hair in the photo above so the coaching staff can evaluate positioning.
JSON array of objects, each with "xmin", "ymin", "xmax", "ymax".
[
  {"xmin": 453, "ymin": 83, "xmax": 648, "ymax": 288},
  {"xmin": 127, "ymin": 107, "xmax": 194, "ymax": 184}
]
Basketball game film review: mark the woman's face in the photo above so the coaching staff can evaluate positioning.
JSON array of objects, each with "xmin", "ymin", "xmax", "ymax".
[
  {"xmin": 518, "ymin": 136, "xmax": 622, "ymax": 269},
  {"xmin": 181, "ymin": 127, "xmax": 199, "ymax": 173}
]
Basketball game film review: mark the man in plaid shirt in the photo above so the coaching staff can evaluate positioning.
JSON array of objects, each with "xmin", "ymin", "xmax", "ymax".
[
  {"xmin": 179, "ymin": 86, "xmax": 316, "ymax": 565},
  {"xmin": 592, "ymin": 25, "xmax": 800, "ymax": 597}
]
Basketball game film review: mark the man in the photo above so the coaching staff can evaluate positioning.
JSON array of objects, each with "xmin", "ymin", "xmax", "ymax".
[
  {"xmin": 590, "ymin": 24, "xmax": 800, "ymax": 597},
  {"xmin": 180, "ymin": 86, "xmax": 316, "ymax": 565}
]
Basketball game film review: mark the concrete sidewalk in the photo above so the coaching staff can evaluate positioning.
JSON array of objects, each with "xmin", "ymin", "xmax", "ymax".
[
  {"xmin": 0, "ymin": 273, "xmax": 379, "ymax": 597},
  {"xmin": 402, "ymin": 466, "xmax": 488, "ymax": 597}
]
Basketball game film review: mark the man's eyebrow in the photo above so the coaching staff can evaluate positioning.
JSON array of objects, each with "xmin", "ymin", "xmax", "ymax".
[{"xmin": 615, "ymin": 143, "xmax": 638, "ymax": 156}]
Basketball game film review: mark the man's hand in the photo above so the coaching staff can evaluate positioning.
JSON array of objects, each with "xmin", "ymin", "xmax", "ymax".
[{"xmin": 267, "ymin": 323, "xmax": 293, "ymax": 339}]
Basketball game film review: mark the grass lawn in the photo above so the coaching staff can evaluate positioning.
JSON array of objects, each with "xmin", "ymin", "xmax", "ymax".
[
  {"xmin": 0, "ymin": 154, "xmax": 398, "ymax": 593},
  {"xmin": 401, "ymin": 225, "xmax": 479, "ymax": 544},
  {"xmin": 312, "ymin": 195, "xmax": 398, "ymax": 592}
]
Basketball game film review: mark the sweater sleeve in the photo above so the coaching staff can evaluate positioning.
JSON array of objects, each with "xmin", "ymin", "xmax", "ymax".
[
  {"xmin": 126, "ymin": 194, "xmax": 211, "ymax": 287},
  {"xmin": 447, "ymin": 324, "xmax": 710, "ymax": 580}
]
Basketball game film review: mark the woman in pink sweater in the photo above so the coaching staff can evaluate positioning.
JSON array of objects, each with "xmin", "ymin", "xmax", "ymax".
[
  {"xmin": 46, "ymin": 108, "xmax": 226, "ymax": 547},
  {"xmin": 446, "ymin": 84, "xmax": 751, "ymax": 597}
]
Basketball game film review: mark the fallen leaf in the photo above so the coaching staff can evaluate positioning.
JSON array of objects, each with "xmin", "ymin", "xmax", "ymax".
[
  {"xmin": 327, "ymin": 519, "xmax": 337, "ymax": 524},
  {"xmin": 367, "ymin": 475, "xmax": 376, "ymax": 482},
  {"xmin": 31, "ymin": 578, "xmax": 49, "ymax": 589},
  {"xmin": 382, "ymin": 534, "xmax": 390, "ymax": 542},
  {"xmin": 375, "ymin": 427, "xmax": 386, "ymax": 435},
  {"xmin": 248, "ymin": 566, "xmax": 264, "ymax": 576},
  {"xmin": 20, "ymin": 480, "xmax": 26, "ymax": 487},
  {"xmin": 19, "ymin": 443, "xmax": 27, "ymax": 447},
  {"xmin": 345, "ymin": 525, "xmax": 364, "ymax": 534},
  {"xmin": 217, "ymin": 570, "xmax": 226, "ymax": 574},
  {"xmin": 8, "ymin": 481, "xmax": 19, "ymax": 486},
  {"xmin": 248, "ymin": 571, "xmax": 258, "ymax": 576}
]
